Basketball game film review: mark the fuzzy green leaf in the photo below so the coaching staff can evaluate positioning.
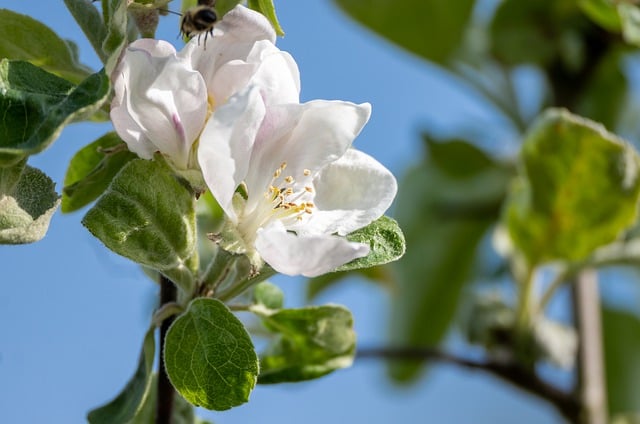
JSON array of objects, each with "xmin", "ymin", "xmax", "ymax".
[
  {"xmin": 336, "ymin": 216, "xmax": 405, "ymax": 272},
  {"xmin": 333, "ymin": 0, "xmax": 474, "ymax": 64},
  {"xmin": 579, "ymin": 0, "xmax": 622, "ymax": 32},
  {"xmin": 0, "ymin": 164, "xmax": 60, "ymax": 244},
  {"xmin": 505, "ymin": 109, "xmax": 640, "ymax": 266},
  {"xmin": 254, "ymin": 305, "xmax": 356, "ymax": 384},
  {"xmin": 88, "ymin": 328, "xmax": 155, "ymax": 424},
  {"xmin": 82, "ymin": 159, "xmax": 197, "ymax": 293},
  {"xmin": 0, "ymin": 9, "xmax": 93, "ymax": 84},
  {"xmin": 164, "ymin": 298, "xmax": 258, "ymax": 410},
  {"xmin": 0, "ymin": 61, "xmax": 109, "ymax": 166},
  {"xmin": 62, "ymin": 132, "xmax": 137, "ymax": 213}
]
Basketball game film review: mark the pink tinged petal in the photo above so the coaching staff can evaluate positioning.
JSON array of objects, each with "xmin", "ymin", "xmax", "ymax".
[
  {"xmin": 255, "ymin": 222, "xmax": 370, "ymax": 277},
  {"xmin": 198, "ymin": 86, "xmax": 266, "ymax": 222},
  {"xmin": 302, "ymin": 149, "xmax": 398, "ymax": 236},
  {"xmin": 244, "ymin": 101, "xmax": 372, "ymax": 211},
  {"xmin": 110, "ymin": 43, "xmax": 207, "ymax": 168}
]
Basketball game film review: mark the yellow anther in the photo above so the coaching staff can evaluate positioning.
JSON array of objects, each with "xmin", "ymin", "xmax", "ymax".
[{"xmin": 303, "ymin": 169, "xmax": 311, "ymax": 176}]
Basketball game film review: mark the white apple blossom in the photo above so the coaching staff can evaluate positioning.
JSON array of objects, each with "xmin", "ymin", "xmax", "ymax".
[
  {"xmin": 110, "ymin": 6, "xmax": 299, "ymax": 173},
  {"xmin": 199, "ymin": 89, "xmax": 397, "ymax": 277}
]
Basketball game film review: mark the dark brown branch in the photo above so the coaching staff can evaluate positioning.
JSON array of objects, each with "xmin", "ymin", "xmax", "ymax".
[
  {"xmin": 156, "ymin": 275, "xmax": 177, "ymax": 424},
  {"xmin": 357, "ymin": 347, "xmax": 581, "ymax": 422}
]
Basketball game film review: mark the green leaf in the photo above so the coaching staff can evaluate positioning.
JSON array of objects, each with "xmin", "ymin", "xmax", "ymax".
[
  {"xmin": 575, "ymin": 50, "xmax": 627, "ymax": 130},
  {"xmin": 101, "ymin": 0, "xmax": 130, "ymax": 74},
  {"xmin": 333, "ymin": 0, "xmax": 475, "ymax": 64},
  {"xmin": 0, "ymin": 9, "xmax": 93, "ymax": 84},
  {"xmin": 579, "ymin": 0, "xmax": 622, "ymax": 31},
  {"xmin": 253, "ymin": 305, "xmax": 356, "ymax": 384},
  {"xmin": 252, "ymin": 281, "xmax": 284, "ymax": 310},
  {"xmin": 62, "ymin": 132, "xmax": 137, "ymax": 213},
  {"xmin": 64, "ymin": 0, "xmax": 109, "ymax": 63},
  {"xmin": 602, "ymin": 307, "xmax": 640, "ymax": 416},
  {"xmin": 88, "ymin": 327, "xmax": 155, "ymax": 424},
  {"xmin": 248, "ymin": 0, "xmax": 284, "ymax": 36},
  {"xmin": 618, "ymin": 3, "xmax": 640, "ymax": 47},
  {"xmin": 490, "ymin": 0, "xmax": 560, "ymax": 66},
  {"xmin": 505, "ymin": 109, "xmax": 640, "ymax": 266},
  {"xmin": 0, "ymin": 61, "xmax": 110, "ymax": 166},
  {"xmin": 164, "ymin": 298, "xmax": 259, "ymax": 411},
  {"xmin": 0, "ymin": 165, "xmax": 60, "ymax": 244},
  {"xmin": 336, "ymin": 216, "xmax": 405, "ymax": 272},
  {"xmin": 389, "ymin": 138, "xmax": 511, "ymax": 382},
  {"xmin": 82, "ymin": 159, "xmax": 197, "ymax": 293}
]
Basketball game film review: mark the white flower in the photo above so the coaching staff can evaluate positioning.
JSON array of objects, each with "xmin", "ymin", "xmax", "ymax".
[
  {"xmin": 110, "ymin": 6, "xmax": 299, "ymax": 172},
  {"xmin": 199, "ymin": 91, "xmax": 398, "ymax": 277}
]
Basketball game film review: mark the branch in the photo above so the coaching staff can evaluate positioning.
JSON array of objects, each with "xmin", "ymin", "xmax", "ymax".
[
  {"xmin": 156, "ymin": 275, "xmax": 177, "ymax": 424},
  {"xmin": 571, "ymin": 270, "xmax": 607, "ymax": 424},
  {"xmin": 357, "ymin": 347, "xmax": 580, "ymax": 422}
]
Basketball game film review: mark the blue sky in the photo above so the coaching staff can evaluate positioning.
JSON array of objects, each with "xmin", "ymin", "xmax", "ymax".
[{"xmin": 0, "ymin": 1, "xmax": 561, "ymax": 423}]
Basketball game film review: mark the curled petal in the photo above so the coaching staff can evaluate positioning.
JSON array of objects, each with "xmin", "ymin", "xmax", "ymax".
[
  {"xmin": 302, "ymin": 149, "xmax": 398, "ymax": 236},
  {"xmin": 255, "ymin": 222, "xmax": 370, "ymax": 277},
  {"xmin": 198, "ymin": 86, "xmax": 266, "ymax": 221},
  {"xmin": 245, "ymin": 101, "xmax": 371, "ymax": 211},
  {"xmin": 111, "ymin": 40, "xmax": 207, "ymax": 168}
]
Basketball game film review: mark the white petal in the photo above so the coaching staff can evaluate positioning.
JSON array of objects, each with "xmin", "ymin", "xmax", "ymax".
[
  {"xmin": 111, "ymin": 41, "xmax": 207, "ymax": 168},
  {"xmin": 183, "ymin": 6, "xmax": 275, "ymax": 91},
  {"xmin": 244, "ymin": 101, "xmax": 371, "ymax": 211},
  {"xmin": 198, "ymin": 86, "xmax": 266, "ymax": 221},
  {"xmin": 255, "ymin": 222, "xmax": 370, "ymax": 277},
  {"xmin": 303, "ymin": 149, "xmax": 398, "ymax": 236}
]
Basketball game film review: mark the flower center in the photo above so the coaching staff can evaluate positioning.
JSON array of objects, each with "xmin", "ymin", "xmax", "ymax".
[{"xmin": 239, "ymin": 161, "xmax": 315, "ymax": 240}]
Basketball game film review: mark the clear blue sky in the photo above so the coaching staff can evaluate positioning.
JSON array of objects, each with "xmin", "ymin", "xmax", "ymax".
[{"xmin": 0, "ymin": 1, "xmax": 560, "ymax": 423}]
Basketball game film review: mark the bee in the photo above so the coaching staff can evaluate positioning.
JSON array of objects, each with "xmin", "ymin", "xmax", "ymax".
[{"xmin": 180, "ymin": 0, "xmax": 218, "ymax": 46}]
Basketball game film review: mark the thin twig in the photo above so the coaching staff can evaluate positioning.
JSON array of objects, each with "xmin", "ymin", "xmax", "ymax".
[
  {"xmin": 571, "ymin": 270, "xmax": 607, "ymax": 424},
  {"xmin": 156, "ymin": 275, "xmax": 177, "ymax": 424},
  {"xmin": 357, "ymin": 347, "xmax": 580, "ymax": 422}
]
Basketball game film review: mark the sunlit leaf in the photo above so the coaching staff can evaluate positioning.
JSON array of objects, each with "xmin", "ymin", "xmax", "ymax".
[
  {"xmin": 64, "ymin": 0, "xmax": 109, "ymax": 63},
  {"xmin": 504, "ymin": 109, "xmax": 640, "ymax": 266},
  {"xmin": 164, "ymin": 298, "xmax": 258, "ymax": 410},
  {"xmin": 337, "ymin": 216, "xmax": 405, "ymax": 272}
]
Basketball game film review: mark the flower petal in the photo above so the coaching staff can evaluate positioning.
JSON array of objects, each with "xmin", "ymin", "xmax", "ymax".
[
  {"xmin": 111, "ymin": 40, "xmax": 207, "ymax": 168},
  {"xmin": 198, "ymin": 86, "xmax": 266, "ymax": 221},
  {"xmin": 301, "ymin": 149, "xmax": 398, "ymax": 236},
  {"xmin": 183, "ymin": 6, "xmax": 275, "ymax": 92},
  {"xmin": 244, "ymin": 101, "xmax": 371, "ymax": 211},
  {"xmin": 255, "ymin": 221, "xmax": 370, "ymax": 277}
]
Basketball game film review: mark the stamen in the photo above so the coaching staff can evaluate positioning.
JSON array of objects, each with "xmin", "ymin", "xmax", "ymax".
[{"xmin": 303, "ymin": 169, "xmax": 311, "ymax": 176}]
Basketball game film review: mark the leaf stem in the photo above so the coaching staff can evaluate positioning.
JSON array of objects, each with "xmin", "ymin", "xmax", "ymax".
[
  {"xmin": 157, "ymin": 275, "xmax": 177, "ymax": 424},
  {"xmin": 217, "ymin": 266, "xmax": 277, "ymax": 303},
  {"xmin": 515, "ymin": 266, "xmax": 535, "ymax": 333}
]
